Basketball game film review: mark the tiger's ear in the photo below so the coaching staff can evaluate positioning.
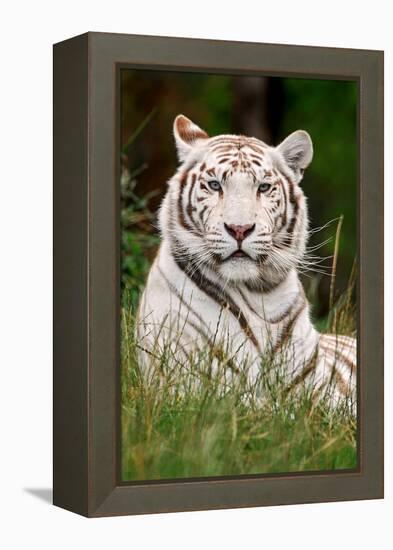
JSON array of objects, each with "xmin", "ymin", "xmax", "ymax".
[
  {"xmin": 173, "ymin": 115, "xmax": 209, "ymax": 162},
  {"xmin": 277, "ymin": 130, "xmax": 313, "ymax": 179}
]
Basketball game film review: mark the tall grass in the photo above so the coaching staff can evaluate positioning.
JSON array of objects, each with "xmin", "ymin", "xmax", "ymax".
[{"xmin": 121, "ymin": 281, "xmax": 357, "ymax": 482}]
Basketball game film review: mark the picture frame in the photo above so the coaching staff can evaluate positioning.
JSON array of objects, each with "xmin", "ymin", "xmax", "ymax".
[{"xmin": 53, "ymin": 31, "xmax": 384, "ymax": 517}]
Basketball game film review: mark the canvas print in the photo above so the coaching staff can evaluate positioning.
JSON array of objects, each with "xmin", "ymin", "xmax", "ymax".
[{"xmin": 120, "ymin": 70, "xmax": 357, "ymax": 482}]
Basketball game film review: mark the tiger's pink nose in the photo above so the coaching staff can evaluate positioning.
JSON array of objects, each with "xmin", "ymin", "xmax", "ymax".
[{"xmin": 224, "ymin": 223, "xmax": 255, "ymax": 243}]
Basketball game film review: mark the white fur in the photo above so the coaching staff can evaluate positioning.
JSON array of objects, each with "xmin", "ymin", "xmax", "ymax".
[{"xmin": 137, "ymin": 117, "xmax": 356, "ymax": 408}]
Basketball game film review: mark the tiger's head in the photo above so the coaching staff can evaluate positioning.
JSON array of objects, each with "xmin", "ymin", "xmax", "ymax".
[{"xmin": 160, "ymin": 115, "xmax": 313, "ymax": 288}]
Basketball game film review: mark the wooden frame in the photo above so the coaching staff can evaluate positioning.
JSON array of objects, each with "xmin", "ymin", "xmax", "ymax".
[{"xmin": 53, "ymin": 32, "xmax": 384, "ymax": 517}]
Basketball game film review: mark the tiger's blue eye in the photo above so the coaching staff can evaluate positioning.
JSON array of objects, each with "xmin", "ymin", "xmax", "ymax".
[
  {"xmin": 258, "ymin": 182, "xmax": 271, "ymax": 193},
  {"xmin": 208, "ymin": 180, "xmax": 222, "ymax": 192}
]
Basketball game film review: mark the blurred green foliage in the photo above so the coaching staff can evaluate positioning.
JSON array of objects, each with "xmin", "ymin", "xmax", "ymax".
[
  {"xmin": 280, "ymin": 79, "xmax": 357, "ymax": 316},
  {"xmin": 120, "ymin": 161, "xmax": 159, "ymax": 308}
]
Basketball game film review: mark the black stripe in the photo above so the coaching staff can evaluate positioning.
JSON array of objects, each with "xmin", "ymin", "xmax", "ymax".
[
  {"xmin": 328, "ymin": 362, "xmax": 350, "ymax": 395},
  {"xmin": 199, "ymin": 205, "xmax": 208, "ymax": 224},
  {"xmin": 238, "ymin": 286, "xmax": 295, "ymax": 325},
  {"xmin": 186, "ymin": 173, "xmax": 197, "ymax": 226},
  {"xmin": 158, "ymin": 266, "xmax": 210, "ymax": 333},
  {"xmin": 283, "ymin": 346, "xmax": 319, "ymax": 394},
  {"xmin": 173, "ymin": 254, "xmax": 260, "ymax": 352},
  {"xmin": 278, "ymin": 178, "xmax": 288, "ymax": 229},
  {"xmin": 159, "ymin": 267, "xmax": 240, "ymax": 371},
  {"xmin": 273, "ymin": 297, "xmax": 306, "ymax": 353},
  {"xmin": 286, "ymin": 176, "xmax": 299, "ymax": 235},
  {"xmin": 177, "ymin": 170, "xmax": 189, "ymax": 230},
  {"xmin": 244, "ymin": 274, "xmax": 283, "ymax": 294},
  {"xmin": 177, "ymin": 171, "xmax": 201, "ymax": 235},
  {"xmin": 244, "ymin": 142, "xmax": 265, "ymax": 155},
  {"xmin": 320, "ymin": 342, "xmax": 356, "ymax": 375}
]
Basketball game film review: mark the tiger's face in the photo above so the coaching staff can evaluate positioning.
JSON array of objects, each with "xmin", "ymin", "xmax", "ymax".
[{"xmin": 161, "ymin": 115, "xmax": 313, "ymax": 286}]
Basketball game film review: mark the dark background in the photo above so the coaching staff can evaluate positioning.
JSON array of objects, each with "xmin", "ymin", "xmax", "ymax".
[{"xmin": 120, "ymin": 69, "xmax": 357, "ymax": 322}]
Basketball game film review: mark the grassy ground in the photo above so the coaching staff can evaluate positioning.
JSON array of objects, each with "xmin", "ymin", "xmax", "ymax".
[{"xmin": 121, "ymin": 278, "xmax": 357, "ymax": 482}]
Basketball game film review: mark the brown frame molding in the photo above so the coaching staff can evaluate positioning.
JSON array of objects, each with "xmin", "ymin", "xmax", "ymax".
[{"xmin": 53, "ymin": 32, "xmax": 384, "ymax": 517}]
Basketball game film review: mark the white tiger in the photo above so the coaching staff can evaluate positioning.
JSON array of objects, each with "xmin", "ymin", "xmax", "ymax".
[{"xmin": 137, "ymin": 115, "xmax": 356, "ymax": 407}]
